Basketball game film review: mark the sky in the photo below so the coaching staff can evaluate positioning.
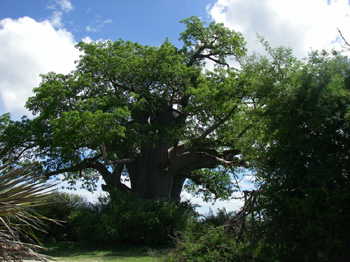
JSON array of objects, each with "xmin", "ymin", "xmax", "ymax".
[{"xmin": 1, "ymin": 0, "xmax": 350, "ymax": 214}]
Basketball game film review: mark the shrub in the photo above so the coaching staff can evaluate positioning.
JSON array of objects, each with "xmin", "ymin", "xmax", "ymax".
[
  {"xmin": 167, "ymin": 227, "xmax": 265, "ymax": 262},
  {"xmin": 33, "ymin": 191, "xmax": 90, "ymax": 242},
  {"xmin": 37, "ymin": 189, "xmax": 197, "ymax": 246},
  {"xmin": 201, "ymin": 208, "xmax": 235, "ymax": 227},
  {"xmin": 167, "ymin": 194, "xmax": 272, "ymax": 262},
  {"xmin": 72, "ymin": 189, "xmax": 197, "ymax": 246}
]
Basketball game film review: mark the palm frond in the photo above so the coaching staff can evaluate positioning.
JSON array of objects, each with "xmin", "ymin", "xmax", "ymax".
[{"xmin": 0, "ymin": 160, "xmax": 57, "ymax": 261}]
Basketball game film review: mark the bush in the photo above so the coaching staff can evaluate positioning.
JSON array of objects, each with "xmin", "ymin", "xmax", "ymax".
[
  {"xmin": 201, "ymin": 208, "xmax": 235, "ymax": 227},
  {"xmin": 167, "ymin": 226, "xmax": 268, "ymax": 262},
  {"xmin": 72, "ymin": 189, "xmax": 197, "ymax": 246},
  {"xmin": 33, "ymin": 191, "xmax": 90, "ymax": 242},
  {"xmin": 167, "ymin": 199, "xmax": 273, "ymax": 262},
  {"xmin": 36, "ymin": 189, "xmax": 197, "ymax": 246}
]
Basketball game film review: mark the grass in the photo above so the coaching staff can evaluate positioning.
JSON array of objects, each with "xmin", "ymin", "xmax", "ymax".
[{"xmin": 39, "ymin": 242, "xmax": 167, "ymax": 262}]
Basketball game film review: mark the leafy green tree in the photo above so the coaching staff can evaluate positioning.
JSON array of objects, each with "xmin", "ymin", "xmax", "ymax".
[
  {"xmin": 168, "ymin": 42, "xmax": 350, "ymax": 262},
  {"xmin": 247, "ymin": 47, "xmax": 350, "ymax": 261},
  {"xmin": 0, "ymin": 17, "xmax": 252, "ymax": 201}
]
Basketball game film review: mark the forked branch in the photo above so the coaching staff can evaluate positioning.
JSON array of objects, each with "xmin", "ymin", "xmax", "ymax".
[
  {"xmin": 338, "ymin": 28, "xmax": 350, "ymax": 48},
  {"xmin": 101, "ymin": 143, "xmax": 135, "ymax": 165}
]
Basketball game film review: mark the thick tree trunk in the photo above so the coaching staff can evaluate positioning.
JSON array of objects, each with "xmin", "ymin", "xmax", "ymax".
[
  {"xmin": 101, "ymin": 140, "xmax": 242, "ymax": 201},
  {"xmin": 128, "ymin": 142, "xmax": 181, "ymax": 201},
  {"xmin": 170, "ymin": 174, "xmax": 186, "ymax": 201},
  {"xmin": 118, "ymin": 105, "xmax": 189, "ymax": 201},
  {"xmin": 76, "ymin": 106, "xmax": 244, "ymax": 201}
]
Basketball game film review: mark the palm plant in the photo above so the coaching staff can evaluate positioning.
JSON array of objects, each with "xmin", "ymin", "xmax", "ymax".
[{"xmin": 0, "ymin": 151, "xmax": 56, "ymax": 261}]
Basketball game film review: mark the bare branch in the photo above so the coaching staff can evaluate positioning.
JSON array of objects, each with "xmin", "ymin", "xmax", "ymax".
[
  {"xmin": 101, "ymin": 143, "xmax": 135, "ymax": 165},
  {"xmin": 197, "ymin": 105, "xmax": 238, "ymax": 141},
  {"xmin": 198, "ymin": 151, "xmax": 234, "ymax": 166},
  {"xmin": 44, "ymin": 155, "xmax": 101, "ymax": 178},
  {"xmin": 338, "ymin": 28, "xmax": 350, "ymax": 48},
  {"xmin": 201, "ymin": 54, "xmax": 229, "ymax": 67}
]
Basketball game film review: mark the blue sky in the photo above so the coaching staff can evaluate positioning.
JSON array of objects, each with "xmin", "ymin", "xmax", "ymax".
[
  {"xmin": 1, "ymin": 0, "xmax": 350, "ymax": 117},
  {"xmin": 0, "ymin": 0, "xmax": 215, "ymax": 117},
  {"xmin": 1, "ymin": 0, "xmax": 350, "ymax": 213},
  {"xmin": 0, "ymin": 0, "xmax": 214, "ymax": 46}
]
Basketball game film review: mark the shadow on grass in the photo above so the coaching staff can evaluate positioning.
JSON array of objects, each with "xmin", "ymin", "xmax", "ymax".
[{"xmin": 43, "ymin": 241, "xmax": 159, "ymax": 259}]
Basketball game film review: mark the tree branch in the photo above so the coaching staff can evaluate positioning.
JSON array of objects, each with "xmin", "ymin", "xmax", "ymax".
[
  {"xmin": 187, "ymin": 45, "xmax": 207, "ymax": 67},
  {"xmin": 110, "ymin": 78, "xmax": 127, "ymax": 90},
  {"xmin": 101, "ymin": 143, "xmax": 135, "ymax": 165},
  {"xmin": 90, "ymin": 161, "xmax": 131, "ymax": 193},
  {"xmin": 44, "ymin": 155, "xmax": 101, "ymax": 178},
  {"xmin": 201, "ymin": 54, "xmax": 229, "ymax": 67},
  {"xmin": 196, "ymin": 105, "xmax": 238, "ymax": 141},
  {"xmin": 338, "ymin": 28, "xmax": 350, "ymax": 47},
  {"xmin": 184, "ymin": 172, "xmax": 221, "ymax": 198},
  {"xmin": 198, "ymin": 151, "xmax": 233, "ymax": 166}
]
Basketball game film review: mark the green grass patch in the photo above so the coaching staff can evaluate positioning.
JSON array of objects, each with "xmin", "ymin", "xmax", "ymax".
[{"xmin": 42, "ymin": 242, "xmax": 167, "ymax": 261}]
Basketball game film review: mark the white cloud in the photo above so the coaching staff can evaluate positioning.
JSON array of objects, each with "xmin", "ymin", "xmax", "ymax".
[
  {"xmin": 181, "ymin": 190, "xmax": 244, "ymax": 215},
  {"xmin": 208, "ymin": 0, "xmax": 350, "ymax": 57},
  {"xmin": 180, "ymin": 172, "xmax": 256, "ymax": 215},
  {"xmin": 82, "ymin": 36, "xmax": 93, "ymax": 43},
  {"xmin": 55, "ymin": 0, "xmax": 73, "ymax": 13},
  {"xmin": 47, "ymin": 0, "xmax": 73, "ymax": 12},
  {"xmin": 86, "ymin": 25, "xmax": 97, "ymax": 32},
  {"xmin": 50, "ymin": 11, "xmax": 64, "ymax": 28},
  {"xmin": 47, "ymin": 0, "xmax": 73, "ymax": 28},
  {"xmin": 86, "ymin": 17, "xmax": 113, "ymax": 33},
  {"xmin": 0, "ymin": 17, "xmax": 80, "ymax": 117},
  {"xmin": 56, "ymin": 179, "xmax": 108, "ymax": 204}
]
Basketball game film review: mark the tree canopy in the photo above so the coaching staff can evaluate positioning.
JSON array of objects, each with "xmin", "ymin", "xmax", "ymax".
[
  {"xmin": 244, "ymin": 46, "xmax": 350, "ymax": 260},
  {"xmin": 1, "ymin": 15, "xmax": 350, "ymax": 261},
  {"xmin": 166, "ymin": 42, "xmax": 350, "ymax": 262},
  {"xmin": 0, "ymin": 16, "xmax": 252, "ymax": 201}
]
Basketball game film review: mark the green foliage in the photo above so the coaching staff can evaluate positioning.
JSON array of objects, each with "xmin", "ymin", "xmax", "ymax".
[
  {"xmin": 33, "ymin": 191, "xmax": 90, "ymax": 242},
  {"xmin": 179, "ymin": 16, "xmax": 246, "ymax": 66},
  {"xmin": 184, "ymin": 167, "xmax": 237, "ymax": 202},
  {"xmin": 35, "ymin": 190, "xmax": 197, "ymax": 247},
  {"xmin": 247, "ymin": 48, "xmax": 350, "ymax": 261},
  {"xmin": 170, "ymin": 46, "xmax": 350, "ymax": 262},
  {"xmin": 0, "ymin": 151, "xmax": 55, "ymax": 261},
  {"xmin": 72, "ymin": 190, "xmax": 197, "ymax": 246},
  {"xmin": 167, "ymin": 199, "xmax": 271, "ymax": 262},
  {"xmin": 0, "ymin": 16, "xmax": 251, "ymax": 202},
  {"xmin": 5, "ymin": 14, "xmax": 350, "ymax": 260},
  {"xmin": 23, "ymin": 36, "xmax": 199, "ymax": 166},
  {"xmin": 202, "ymin": 208, "xmax": 235, "ymax": 228},
  {"xmin": 168, "ymin": 224, "xmax": 267, "ymax": 262}
]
